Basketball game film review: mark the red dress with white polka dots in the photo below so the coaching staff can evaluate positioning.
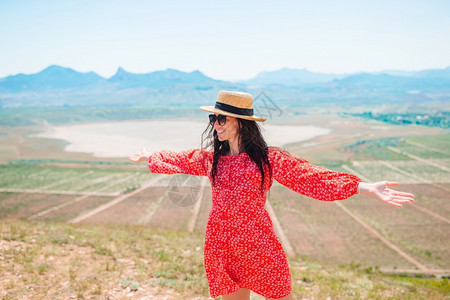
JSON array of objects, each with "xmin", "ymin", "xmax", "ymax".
[{"xmin": 148, "ymin": 147, "xmax": 361, "ymax": 298}]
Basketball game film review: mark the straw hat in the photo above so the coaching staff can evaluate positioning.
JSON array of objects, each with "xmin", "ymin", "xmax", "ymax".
[{"xmin": 200, "ymin": 90, "xmax": 266, "ymax": 122}]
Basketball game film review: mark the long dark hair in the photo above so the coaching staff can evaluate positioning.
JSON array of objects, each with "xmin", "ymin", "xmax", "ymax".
[{"xmin": 201, "ymin": 117, "xmax": 272, "ymax": 192}]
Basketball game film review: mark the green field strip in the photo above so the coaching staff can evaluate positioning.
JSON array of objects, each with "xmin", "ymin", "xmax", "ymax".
[
  {"xmin": 405, "ymin": 140, "xmax": 450, "ymax": 156},
  {"xmin": 407, "ymin": 136, "xmax": 450, "ymax": 150},
  {"xmin": 343, "ymin": 160, "xmax": 450, "ymax": 184},
  {"xmin": 394, "ymin": 143, "xmax": 450, "ymax": 159},
  {"xmin": 342, "ymin": 161, "xmax": 418, "ymax": 183},
  {"xmin": 378, "ymin": 161, "xmax": 433, "ymax": 184},
  {"xmin": 39, "ymin": 170, "xmax": 95, "ymax": 190},
  {"xmin": 98, "ymin": 172, "xmax": 155, "ymax": 193},
  {"xmin": 69, "ymin": 174, "xmax": 120, "ymax": 192},
  {"xmin": 50, "ymin": 171, "xmax": 157, "ymax": 193},
  {"xmin": 94, "ymin": 172, "xmax": 140, "ymax": 192},
  {"xmin": 27, "ymin": 169, "xmax": 52, "ymax": 178},
  {"xmin": 0, "ymin": 166, "xmax": 77, "ymax": 189},
  {"xmin": 0, "ymin": 162, "xmax": 160, "ymax": 194},
  {"xmin": 341, "ymin": 164, "xmax": 371, "ymax": 182},
  {"xmin": 428, "ymin": 158, "xmax": 450, "ymax": 169},
  {"xmin": 388, "ymin": 160, "xmax": 450, "ymax": 183},
  {"xmin": 0, "ymin": 188, "xmax": 119, "ymax": 197},
  {"xmin": 0, "ymin": 165, "xmax": 137, "ymax": 191},
  {"xmin": 341, "ymin": 138, "xmax": 412, "ymax": 161},
  {"xmin": 388, "ymin": 146, "xmax": 450, "ymax": 172},
  {"xmin": 50, "ymin": 171, "xmax": 123, "ymax": 192}
]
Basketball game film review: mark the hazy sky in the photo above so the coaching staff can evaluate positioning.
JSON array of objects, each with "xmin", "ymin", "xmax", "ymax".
[{"xmin": 1, "ymin": 0, "xmax": 449, "ymax": 81}]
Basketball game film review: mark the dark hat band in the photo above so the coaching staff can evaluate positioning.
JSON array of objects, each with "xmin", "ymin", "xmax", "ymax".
[{"xmin": 215, "ymin": 101, "xmax": 254, "ymax": 116}]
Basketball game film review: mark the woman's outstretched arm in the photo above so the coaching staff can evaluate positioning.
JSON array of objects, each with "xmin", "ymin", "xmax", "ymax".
[
  {"xmin": 129, "ymin": 147, "xmax": 210, "ymax": 176},
  {"xmin": 358, "ymin": 181, "xmax": 415, "ymax": 207},
  {"xmin": 268, "ymin": 147, "xmax": 415, "ymax": 206}
]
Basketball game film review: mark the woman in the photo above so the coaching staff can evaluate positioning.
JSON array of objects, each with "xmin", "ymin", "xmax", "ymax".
[{"xmin": 129, "ymin": 90, "xmax": 415, "ymax": 300}]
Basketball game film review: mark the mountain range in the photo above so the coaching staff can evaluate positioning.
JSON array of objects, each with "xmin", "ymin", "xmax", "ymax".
[{"xmin": 1, "ymin": 65, "xmax": 449, "ymax": 108}]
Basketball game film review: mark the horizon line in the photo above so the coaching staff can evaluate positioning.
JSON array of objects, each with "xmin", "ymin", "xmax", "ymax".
[{"xmin": 2, "ymin": 64, "xmax": 450, "ymax": 82}]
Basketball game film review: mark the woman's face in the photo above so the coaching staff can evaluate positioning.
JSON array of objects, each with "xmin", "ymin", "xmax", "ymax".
[{"xmin": 214, "ymin": 114, "xmax": 240, "ymax": 142}]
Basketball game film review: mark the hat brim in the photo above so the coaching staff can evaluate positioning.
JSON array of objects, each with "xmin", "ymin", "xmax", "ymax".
[{"xmin": 199, "ymin": 106, "xmax": 266, "ymax": 122}]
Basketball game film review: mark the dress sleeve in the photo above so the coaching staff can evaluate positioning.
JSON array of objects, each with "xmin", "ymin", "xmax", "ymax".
[
  {"xmin": 148, "ymin": 148, "xmax": 211, "ymax": 176},
  {"xmin": 268, "ymin": 147, "xmax": 361, "ymax": 201}
]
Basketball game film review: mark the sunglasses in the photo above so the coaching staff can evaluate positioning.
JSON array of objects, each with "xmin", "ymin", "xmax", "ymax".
[{"xmin": 209, "ymin": 114, "xmax": 227, "ymax": 126}]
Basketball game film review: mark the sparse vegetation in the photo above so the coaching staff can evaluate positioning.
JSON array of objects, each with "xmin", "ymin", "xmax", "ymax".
[{"xmin": 1, "ymin": 219, "xmax": 448, "ymax": 299}]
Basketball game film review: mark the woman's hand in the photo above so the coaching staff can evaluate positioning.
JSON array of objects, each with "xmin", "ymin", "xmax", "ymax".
[
  {"xmin": 128, "ymin": 147, "xmax": 150, "ymax": 163},
  {"xmin": 358, "ymin": 181, "xmax": 415, "ymax": 207}
]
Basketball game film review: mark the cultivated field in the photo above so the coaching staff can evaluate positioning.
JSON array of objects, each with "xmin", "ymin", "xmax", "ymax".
[{"xmin": 0, "ymin": 113, "xmax": 449, "ymax": 299}]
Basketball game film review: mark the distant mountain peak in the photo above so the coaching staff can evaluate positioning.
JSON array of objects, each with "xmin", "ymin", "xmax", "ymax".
[
  {"xmin": 44, "ymin": 64, "xmax": 64, "ymax": 70},
  {"xmin": 114, "ymin": 67, "xmax": 130, "ymax": 75},
  {"xmin": 41, "ymin": 65, "xmax": 76, "ymax": 74}
]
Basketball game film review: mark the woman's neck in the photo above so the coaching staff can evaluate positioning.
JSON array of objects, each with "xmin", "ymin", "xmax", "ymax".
[{"xmin": 227, "ymin": 136, "xmax": 241, "ymax": 156}]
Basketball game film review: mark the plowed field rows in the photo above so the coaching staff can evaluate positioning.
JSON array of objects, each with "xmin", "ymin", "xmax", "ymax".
[
  {"xmin": 82, "ymin": 187, "xmax": 168, "ymax": 225},
  {"xmin": 35, "ymin": 195, "xmax": 114, "ymax": 222},
  {"xmin": 343, "ymin": 195, "xmax": 450, "ymax": 269},
  {"xmin": 398, "ymin": 184, "xmax": 450, "ymax": 219},
  {"xmin": 0, "ymin": 192, "xmax": 74, "ymax": 218},
  {"xmin": 268, "ymin": 187, "xmax": 417, "ymax": 269},
  {"xmin": 145, "ymin": 187, "xmax": 197, "ymax": 231}
]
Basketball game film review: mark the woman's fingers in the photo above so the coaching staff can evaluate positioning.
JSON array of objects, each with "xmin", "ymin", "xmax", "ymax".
[
  {"xmin": 128, "ymin": 153, "xmax": 141, "ymax": 162},
  {"xmin": 391, "ymin": 197, "xmax": 415, "ymax": 203},
  {"xmin": 388, "ymin": 190, "xmax": 415, "ymax": 202},
  {"xmin": 392, "ymin": 191, "xmax": 415, "ymax": 198}
]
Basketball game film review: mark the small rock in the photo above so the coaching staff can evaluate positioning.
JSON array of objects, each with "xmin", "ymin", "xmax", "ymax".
[{"xmin": 129, "ymin": 281, "xmax": 139, "ymax": 291}]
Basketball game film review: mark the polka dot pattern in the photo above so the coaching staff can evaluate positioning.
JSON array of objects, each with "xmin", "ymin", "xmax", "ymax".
[{"xmin": 148, "ymin": 146, "xmax": 361, "ymax": 298}]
